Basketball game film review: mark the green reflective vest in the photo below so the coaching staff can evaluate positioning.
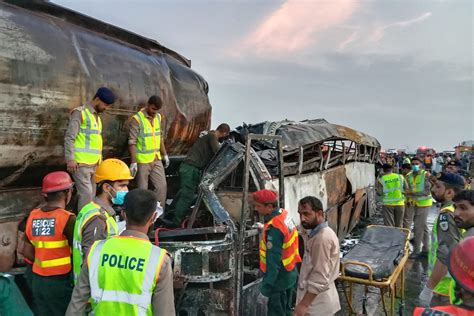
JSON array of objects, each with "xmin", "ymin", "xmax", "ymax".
[
  {"xmin": 428, "ymin": 204, "xmax": 455, "ymax": 296},
  {"xmin": 133, "ymin": 111, "xmax": 161, "ymax": 163},
  {"xmin": 74, "ymin": 107, "xmax": 103, "ymax": 164},
  {"xmin": 87, "ymin": 236, "xmax": 167, "ymax": 316},
  {"xmin": 72, "ymin": 201, "xmax": 118, "ymax": 284},
  {"xmin": 379, "ymin": 173, "xmax": 405, "ymax": 206},
  {"xmin": 407, "ymin": 170, "xmax": 433, "ymax": 207}
]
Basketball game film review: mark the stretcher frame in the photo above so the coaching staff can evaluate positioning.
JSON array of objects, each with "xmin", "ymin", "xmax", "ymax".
[{"xmin": 338, "ymin": 225, "xmax": 411, "ymax": 316}]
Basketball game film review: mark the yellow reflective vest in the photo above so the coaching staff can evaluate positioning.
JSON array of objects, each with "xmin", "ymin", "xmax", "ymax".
[
  {"xmin": 379, "ymin": 173, "xmax": 405, "ymax": 206},
  {"xmin": 133, "ymin": 111, "xmax": 161, "ymax": 163},
  {"xmin": 74, "ymin": 107, "xmax": 102, "ymax": 164},
  {"xmin": 407, "ymin": 170, "xmax": 433, "ymax": 207},
  {"xmin": 87, "ymin": 236, "xmax": 167, "ymax": 315}
]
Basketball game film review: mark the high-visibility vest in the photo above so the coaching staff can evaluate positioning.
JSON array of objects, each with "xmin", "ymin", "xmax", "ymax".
[
  {"xmin": 407, "ymin": 170, "xmax": 433, "ymax": 207},
  {"xmin": 73, "ymin": 107, "xmax": 103, "ymax": 164},
  {"xmin": 259, "ymin": 209, "xmax": 301, "ymax": 273},
  {"xmin": 428, "ymin": 204, "xmax": 457, "ymax": 296},
  {"xmin": 133, "ymin": 111, "xmax": 161, "ymax": 163},
  {"xmin": 413, "ymin": 305, "xmax": 472, "ymax": 316},
  {"xmin": 87, "ymin": 236, "xmax": 167, "ymax": 316},
  {"xmin": 379, "ymin": 173, "xmax": 405, "ymax": 206},
  {"xmin": 25, "ymin": 208, "xmax": 73, "ymax": 276},
  {"xmin": 72, "ymin": 201, "xmax": 118, "ymax": 284}
]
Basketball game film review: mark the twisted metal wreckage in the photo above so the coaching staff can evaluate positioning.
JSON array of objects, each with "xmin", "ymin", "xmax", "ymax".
[{"xmin": 0, "ymin": 1, "xmax": 381, "ymax": 315}]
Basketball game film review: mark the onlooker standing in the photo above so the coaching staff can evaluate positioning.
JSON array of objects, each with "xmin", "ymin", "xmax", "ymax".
[{"xmin": 294, "ymin": 196, "xmax": 340, "ymax": 316}]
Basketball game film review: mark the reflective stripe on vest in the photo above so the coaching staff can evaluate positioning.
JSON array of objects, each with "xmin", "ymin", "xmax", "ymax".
[
  {"xmin": 429, "ymin": 204, "xmax": 455, "ymax": 296},
  {"xmin": 72, "ymin": 201, "xmax": 118, "ymax": 284},
  {"xmin": 259, "ymin": 209, "xmax": 301, "ymax": 273},
  {"xmin": 380, "ymin": 173, "xmax": 405, "ymax": 205},
  {"xmin": 408, "ymin": 170, "xmax": 433, "ymax": 207},
  {"xmin": 133, "ymin": 111, "xmax": 161, "ymax": 163},
  {"xmin": 74, "ymin": 107, "xmax": 103, "ymax": 164},
  {"xmin": 87, "ymin": 236, "xmax": 167, "ymax": 316},
  {"xmin": 25, "ymin": 208, "xmax": 73, "ymax": 276}
]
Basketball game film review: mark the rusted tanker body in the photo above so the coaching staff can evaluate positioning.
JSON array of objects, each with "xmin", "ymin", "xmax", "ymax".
[{"xmin": 0, "ymin": 0, "xmax": 211, "ymax": 270}]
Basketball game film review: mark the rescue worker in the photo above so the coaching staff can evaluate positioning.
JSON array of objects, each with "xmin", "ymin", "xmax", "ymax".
[
  {"xmin": 170, "ymin": 123, "xmax": 230, "ymax": 226},
  {"xmin": 23, "ymin": 171, "xmax": 76, "ymax": 316},
  {"xmin": 128, "ymin": 95, "xmax": 169, "ymax": 207},
  {"xmin": 66, "ymin": 189, "xmax": 175, "ymax": 315},
  {"xmin": 413, "ymin": 237, "xmax": 474, "ymax": 315},
  {"xmin": 253, "ymin": 189, "xmax": 301, "ymax": 316},
  {"xmin": 404, "ymin": 157, "xmax": 433, "ymax": 259},
  {"xmin": 64, "ymin": 87, "xmax": 115, "ymax": 211},
  {"xmin": 294, "ymin": 196, "xmax": 340, "ymax": 316},
  {"xmin": 376, "ymin": 163, "xmax": 408, "ymax": 227},
  {"xmin": 72, "ymin": 158, "xmax": 133, "ymax": 283},
  {"xmin": 453, "ymin": 190, "xmax": 474, "ymax": 238},
  {"xmin": 418, "ymin": 172, "xmax": 464, "ymax": 307}
]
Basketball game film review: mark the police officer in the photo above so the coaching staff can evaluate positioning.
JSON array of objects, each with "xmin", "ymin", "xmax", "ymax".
[
  {"xmin": 376, "ymin": 163, "xmax": 408, "ymax": 227},
  {"xmin": 446, "ymin": 160, "xmax": 462, "ymax": 174},
  {"xmin": 404, "ymin": 157, "xmax": 433, "ymax": 259},
  {"xmin": 64, "ymin": 87, "xmax": 115, "ymax": 211},
  {"xmin": 128, "ymin": 95, "xmax": 169, "ymax": 208},
  {"xmin": 72, "ymin": 158, "xmax": 133, "ymax": 283},
  {"xmin": 66, "ymin": 189, "xmax": 175, "ymax": 315},
  {"xmin": 23, "ymin": 172, "xmax": 76, "ymax": 316},
  {"xmin": 453, "ymin": 190, "xmax": 474, "ymax": 238},
  {"xmin": 418, "ymin": 172, "xmax": 464, "ymax": 307},
  {"xmin": 253, "ymin": 189, "xmax": 301, "ymax": 316},
  {"xmin": 414, "ymin": 237, "xmax": 474, "ymax": 315}
]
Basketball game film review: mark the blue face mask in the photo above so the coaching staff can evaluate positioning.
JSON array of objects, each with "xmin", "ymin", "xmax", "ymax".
[
  {"xmin": 111, "ymin": 189, "xmax": 128, "ymax": 205},
  {"xmin": 412, "ymin": 165, "xmax": 420, "ymax": 172}
]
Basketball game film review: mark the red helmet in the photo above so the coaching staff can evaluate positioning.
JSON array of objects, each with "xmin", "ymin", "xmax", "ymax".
[
  {"xmin": 42, "ymin": 171, "xmax": 74, "ymax": 194},
  {"xmin": 448, "ymin": 237, "xmax": 474, "ymax": 294}
]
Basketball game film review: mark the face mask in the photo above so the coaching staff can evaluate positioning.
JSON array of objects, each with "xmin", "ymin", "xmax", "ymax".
[
  {"xmin": 412, "ymin": 165, "xmax": 420, "ymax": 172},
  {"xmin": 109, "ymin": 188, "xmax": 128, "ymax": 205}
]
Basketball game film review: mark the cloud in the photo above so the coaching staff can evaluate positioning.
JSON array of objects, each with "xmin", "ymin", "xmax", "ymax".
[
  {"xmin": 232, "ymin": 0, "xmax": 360, "ymax": 57},
  {"xmin": 338, "ymin": 29, "xmax": 360, "ymax": 51},
  {"xmin": 370, "ymin": 12, "xmax": 432, "ymax": 42}
]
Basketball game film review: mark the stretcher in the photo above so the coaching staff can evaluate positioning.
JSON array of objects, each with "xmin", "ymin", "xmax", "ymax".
[{"xmin": 338, "ymin": 225, "xmax": 411, "ymax": 316}]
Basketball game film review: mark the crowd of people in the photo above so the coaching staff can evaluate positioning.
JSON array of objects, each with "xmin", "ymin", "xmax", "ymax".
[{"xmin": 377, "ymin": 153, "xmax": 474, "ymax": 314}]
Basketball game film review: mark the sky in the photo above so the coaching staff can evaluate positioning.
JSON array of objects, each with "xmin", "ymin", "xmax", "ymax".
[{"xmin": 54, "ymin": 0, "xmax": 473, "ymax": 152}]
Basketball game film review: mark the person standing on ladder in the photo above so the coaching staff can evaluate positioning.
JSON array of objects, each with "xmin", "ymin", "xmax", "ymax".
[
  {"xmin": 128, "ymin": 95, "xmax": 169, "ymax": 208},
  {"xmin": 64, "ymin": 87, "xmax": 115, "ymax": 211}
]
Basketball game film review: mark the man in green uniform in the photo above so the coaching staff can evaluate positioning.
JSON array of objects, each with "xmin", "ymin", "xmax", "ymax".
[
  {"xmin": 376, "ymin": 163, "xmax": 408, "ymax": 227},
  {"xmin": 170, "ymin": 123, "xmax": 230, "ymax": 226},
  {"xmin": 253, "ymin": 189, "xmax": 301, "ymax": 316},
  {"xmin": 419, "ymin": 172, "xmax": 464, "ymax": 307}
]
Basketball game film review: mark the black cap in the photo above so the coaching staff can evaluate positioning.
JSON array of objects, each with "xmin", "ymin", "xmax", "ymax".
[
  {"xmin": 436, "ymin": 172, "xmax": 465, "ymax": 188},
  {"xmin": 447, "ymin": 160, "xmax": 462, "ymax": 167},
  {"xmin": 382, "ymin": 163, "xmax": 393, "ymax": 170},
  {"xmin": 95, "ymin": 87, "xmax": 115, "ymax": 105}
]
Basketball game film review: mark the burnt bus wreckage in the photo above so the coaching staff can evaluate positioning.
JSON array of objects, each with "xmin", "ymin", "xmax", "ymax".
[{"xmin": 158, "ymin": 119, "xmax": 380, "ymax": 315}]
